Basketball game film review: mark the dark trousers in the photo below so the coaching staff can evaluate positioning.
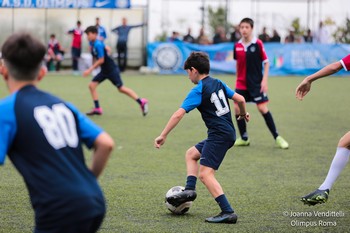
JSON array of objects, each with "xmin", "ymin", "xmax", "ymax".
[
  {"xmin": 71, "ymin": 47, "xmax": 81, "ymax": 71},
  {"xmin": 117, "ymin": 42, "xmax": 127, "ymax": 71}
]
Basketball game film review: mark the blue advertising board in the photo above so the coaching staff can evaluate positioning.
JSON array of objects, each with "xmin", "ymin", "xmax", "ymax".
[
  {"xmin": 147, "ymin": 41, "xmax": 350, "ymax": 76},
  {"xmin": 0, "ymin": 0, "xmax": 130, "ymax": 8}
]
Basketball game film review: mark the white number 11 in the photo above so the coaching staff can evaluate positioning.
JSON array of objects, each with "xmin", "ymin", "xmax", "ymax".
[{"xmin": 210, "ymin": 89, "xmax": 229, "ymax": 116}]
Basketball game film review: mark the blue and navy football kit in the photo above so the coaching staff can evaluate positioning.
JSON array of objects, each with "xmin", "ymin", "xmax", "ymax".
[
  {"xmin": 90, "ymin": 39, "xmax": 123, "ymax": 88},
  {"xmin": 0, "ymin": 85, "xmax": 106, "ymax": 231},
  {"xmin": 181, "ymin": 76, "xmax": 236, "ymax": 170}
]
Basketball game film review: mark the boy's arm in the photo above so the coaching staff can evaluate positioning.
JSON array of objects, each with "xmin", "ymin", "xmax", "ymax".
[
  {"xmin": 154, "ymin": 108, "xmax": 186, "ymax": 148},
  {"xmin": 232, "ymin": 93, "xmax": 250, "ymax": 122},
  {"xmin": 261, "ymin": 61, "xmax": 269, "ymax": 93},
  {"xmin": 295, "ymin": 61, "xmax": 343, "ymax": 100},
  {"xmin": 83, "ymin": 57, "xmax": 104, "ymax": 76},
  {"xmin": 90, "ymin": 132, "xmax": 114, "ymax": 178}
]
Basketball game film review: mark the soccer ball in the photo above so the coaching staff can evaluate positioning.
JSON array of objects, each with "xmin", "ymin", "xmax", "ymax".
[{"xmin": 165, "ymin": 186, "xmax": 192, "ymax": 215}]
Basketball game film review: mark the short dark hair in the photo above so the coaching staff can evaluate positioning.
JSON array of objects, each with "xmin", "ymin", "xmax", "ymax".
[
  {"xmin": 184, "ymin": 52, "xmax": 210, "ymax": 74},
  {"xmin": 1, "ymin": 32, "xmax": 46, "ymax": 81},
  {"xmin": 85, "ymin": 25, "xmax": 98, "ymax": 34},
  {"xmin": 240, "ymin": 17, "xmax": 254, "ymax": 28}
]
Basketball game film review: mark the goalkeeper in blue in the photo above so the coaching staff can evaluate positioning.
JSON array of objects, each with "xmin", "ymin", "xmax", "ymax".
[
  {"xmin": 296, "ymin": 54, "xmax": 350, "ymax": 206},
  {"xmin": 154, "ymin": 52, "xmax": 250, "ymax": 224}
]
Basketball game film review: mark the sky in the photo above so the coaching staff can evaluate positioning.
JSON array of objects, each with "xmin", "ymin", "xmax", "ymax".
[{"xmin": 131, "ymin": 0, "xmax": 349, "ymax": 41}]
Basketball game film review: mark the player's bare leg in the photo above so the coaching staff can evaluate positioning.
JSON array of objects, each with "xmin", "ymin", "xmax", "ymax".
[
  {"xmin": 199, "ymin": 165, "xmax": 237, "ymax": 224},
  {"xmin": 118, "ymin": 86, "xmax": 149, "ymax": 116},
  {"xmin": 87, "ymin": 81, "xmax": 102, "ymax": 115},
  {"xmin": 185, "ymin": 146, "xmax": 201, "ymax": 177}
]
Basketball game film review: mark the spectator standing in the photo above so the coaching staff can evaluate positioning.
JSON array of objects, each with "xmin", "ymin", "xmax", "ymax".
[
  {"xmin": 303, "ymin": 29, "xmax": 313, "ymax": 43},
  {"xmin": 196, "ymin": 27, "xmax": 211, "ymax": 45},
  {"xmin": 213, "ymin": 26, "xmax": 228, "ymax": 44},
  {"xmin": 284, "ymin": 29, "xmax": 295, "ymax": 43},
  {"xmin": 68, "ymin": 20, "xmax": 83, "ymax": 74},
  {"xmin": 183, "ymin": 28, "xmax": 195, "ymax": 43},
  {"xmin": 315, "ymin": 21, "xmax": 330, "ymax": 43},
  {"xmin": 230, "ymin": 25, "xmax": 241, "ymax": 43},
  {"xmin": 95, "ymin": 17, "xmax": 107, "ymax": 41},
  {"xmin": 270, "ymin": 29, "xmax": 281, "ymax": 42},
  {"xmin": 258, "ymin": 27, "xmax": 270, "ymax": 42},
  {"xmin": 111, "ymin": 17, "xmax": 146, "ymax": 72},
  {"xmin": 167, "ymin": 31, "xmax": 181, "ymax": 42}
]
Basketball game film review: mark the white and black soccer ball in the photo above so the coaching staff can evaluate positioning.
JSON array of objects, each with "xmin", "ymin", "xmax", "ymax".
[{"xmin": 165, "ymin": 186, "xmax": 192, "ymax": 215}]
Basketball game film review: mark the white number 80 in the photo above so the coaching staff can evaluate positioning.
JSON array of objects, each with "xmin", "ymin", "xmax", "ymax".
[{"xmin": 34, "ymin": 103, "xmax": 79, "ymax": 150}]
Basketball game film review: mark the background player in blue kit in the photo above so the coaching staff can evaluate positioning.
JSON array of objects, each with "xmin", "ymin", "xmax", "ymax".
[
  {"xmin": 233, "ymin": 18, "xmax": 288, "ymax": 149},
  {"xmin": 0, "ymin": 32, "xmax": 114, "ymax": 233},
  {"xmin": 154, "ymin": 52, "xmax": 250, "ymax": 224},
  {"xmin": 83, "ymin": 26, "xmax": 148, "ymax": 116}
]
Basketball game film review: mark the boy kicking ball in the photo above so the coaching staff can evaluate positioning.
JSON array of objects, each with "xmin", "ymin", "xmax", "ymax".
[{"xmin": 155, "ymin": 52, "xmax": 249, "ymax": 223}]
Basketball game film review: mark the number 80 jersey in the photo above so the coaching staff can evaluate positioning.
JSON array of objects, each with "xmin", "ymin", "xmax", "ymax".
[
  {"xmin": 0, "ymin": 85, "xmax": 105, "ymax": 227},
  {"xmin": 181, "ymin": 76, "xmax": 236, "ymax": 141}
]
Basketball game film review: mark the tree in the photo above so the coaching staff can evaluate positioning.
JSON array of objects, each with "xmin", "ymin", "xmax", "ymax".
[
  {"xmin": 333, "ymin": 17, "xmax": 350, "ymax": 44},
  {"xmin": 207, "ymin": 6, "xmax": 227, "ymax": 35}
]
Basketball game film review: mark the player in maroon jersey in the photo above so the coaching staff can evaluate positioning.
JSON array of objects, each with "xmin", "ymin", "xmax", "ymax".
[{"xmin": 233, "ymin": 18, "xmax": 288, "ymax": 149}]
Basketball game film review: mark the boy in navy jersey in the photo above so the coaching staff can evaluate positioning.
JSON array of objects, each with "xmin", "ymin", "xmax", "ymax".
[
  {"xmin": 0, "ymin": 32, "xmax": 114, "ymax": 233},
  {"xmin": 83, "ymin": 26, "xmax": 148, "ymax": 116},
  {"xmin": 233, "ymin": 18, "xmax": 288, "ymax": 149},
  {"xmin": 155, "ymin": 52, "xmax": 250, "ymax": 224}
]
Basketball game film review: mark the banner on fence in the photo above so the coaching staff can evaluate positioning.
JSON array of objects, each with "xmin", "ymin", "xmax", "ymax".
[
  {"xmin": 147, "ymin": 42, "xmax": 350, "ymax": 76},
  {"xmin": 0, "ymin": 0, "xmax": 130, "ymax": 8}
]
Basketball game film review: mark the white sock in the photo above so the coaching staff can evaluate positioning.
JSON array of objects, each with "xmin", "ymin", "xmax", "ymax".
[{"xmin": 319, "ymin": 147, "xmax": 350, "ymax": 190}]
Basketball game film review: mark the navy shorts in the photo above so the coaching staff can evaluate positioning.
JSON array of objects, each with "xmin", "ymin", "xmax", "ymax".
[
  {"xmin": 92, "ymin": 68, "xmax": 123, "ymax": 88},
  {"xmin": 196, "ymin": 139, "xmax": 235, "ymax": 170},
  {"xmin": 235, "ymin": 89, "xmax": 269, "ymax": 104},
  {"xmin": 35, "ymin": 214, "xmax": 104, "ymax": 233}
]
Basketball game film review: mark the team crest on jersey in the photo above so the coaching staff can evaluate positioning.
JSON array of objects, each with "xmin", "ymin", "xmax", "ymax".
[
  {"xmin": 152, "ymin": 43, "xmax": 182, "ymax": 71},
  {"xmin": 250, "ymin": 46, "xmax": 256, "ymax": 53}
]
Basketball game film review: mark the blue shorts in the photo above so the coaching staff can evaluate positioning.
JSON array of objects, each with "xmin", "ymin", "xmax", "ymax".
[
  {"xmin": 196, "ymin": 139, "xmax": 235, "ymax": 170},
  {"xmin": 235, "ymin": 89, "xmax": 269, "ymax": 104},
  {"xmin": 35, "ymin": 214, "xmax": 104, "ymax": 233},
  {"xmin": 92, "ymin": 68, "xmax": 123, "ymax": 88}
]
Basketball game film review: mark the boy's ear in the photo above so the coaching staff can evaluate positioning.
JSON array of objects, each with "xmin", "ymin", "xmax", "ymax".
[
  {"xmin": 1, "ymin": 64, "xmax": 9, "ymax": 81},
  {"xmin": 37, "ymin": 66, "xmax": 47, "ymax": 82}
]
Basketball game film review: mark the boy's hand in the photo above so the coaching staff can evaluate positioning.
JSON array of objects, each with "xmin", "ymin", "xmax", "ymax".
[
  {"xmin": 237, "ymin": 112, "xmax": 250, "ymax": 122},
  {"xmin": 154, "ymin": 135, "xmax": 166, "ymax": 149}
]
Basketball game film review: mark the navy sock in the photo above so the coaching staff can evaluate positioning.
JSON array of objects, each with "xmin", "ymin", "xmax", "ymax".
[
  {"xmin": 262, "ymin": 111, "xmax": 278, "ymax": 139},
  {"xmin": 185, "ymin": 175, "xmax": 197, "ymax": 190},
  {"xmin": 215, "ymin": 194, "xmax": 234, "ymax": 213},
  {"xmin": 236, "ymin": 115, "xmax": 248, "ymax": 140},
  {"xmin": 94, "ymin": 100, "xmax": 100, "ymax": 108},
  {"xmin": 136, "ymin": 98, "xmax": 142, "ymax": 105}
]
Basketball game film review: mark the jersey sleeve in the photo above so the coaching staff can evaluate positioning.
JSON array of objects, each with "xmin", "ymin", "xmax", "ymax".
[
  {"xmin": 340, "ymin": 54, "xmax": 350, "ymax": 71},
  {"xmin": 66, "ymin": 103, "xmax": 103, "ymax": 149},
  {"xmin": 180, "ymin": 82, "xmax": 202, "ymax": 113},
  {"xmin": 95, "ymin": 41, "xmax": 105, "ymax": 59},
  {"xmin": 219, "ymin": 80, "xmax": 235, "ymax": 99},
  {"xmin": 0, "ymin": 94, "xmax": 18, "ymax": 165},
  {"xmin": 257, "ymin": 39, "xmax": 269, "ymax": 63}
]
